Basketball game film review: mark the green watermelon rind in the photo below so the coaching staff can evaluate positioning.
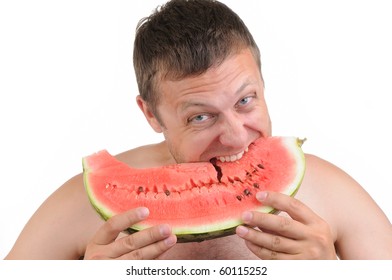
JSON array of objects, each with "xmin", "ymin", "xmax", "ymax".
[
  {"xmin": 83, "ymin": 137, "xmax": 305, "ymax": 242},
  {"xmin": 83, "ymin": 159, "xmax": 115, "ymax": 222}
]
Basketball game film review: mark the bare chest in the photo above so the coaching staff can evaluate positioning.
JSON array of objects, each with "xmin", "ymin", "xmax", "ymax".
[{"xmin": 156, "ymin": 235, "xmax": 259, "ymax": 260}]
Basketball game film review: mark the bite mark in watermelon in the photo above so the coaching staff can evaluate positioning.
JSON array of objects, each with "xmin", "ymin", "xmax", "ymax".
[{"xmin": 82, "ymin": 136, "xmax": 306, "ymax": 242}]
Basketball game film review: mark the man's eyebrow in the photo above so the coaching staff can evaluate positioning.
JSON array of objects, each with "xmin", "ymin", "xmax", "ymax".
[
  {"xmin": 179, "ymin": 101, "xmax": 209, "ymax": 113},
  {"xmin": 179, "ymin": 80, "xmax": 254, "ymax": 112},
  {"xmin": 235, "ymin": 80, "xmax": 253, "ymax": 95}
]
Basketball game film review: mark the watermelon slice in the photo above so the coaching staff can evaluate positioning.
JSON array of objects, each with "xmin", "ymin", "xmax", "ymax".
[{"xmin": 83, "ymin": 136, "xmax": 306, "ymax": 242}]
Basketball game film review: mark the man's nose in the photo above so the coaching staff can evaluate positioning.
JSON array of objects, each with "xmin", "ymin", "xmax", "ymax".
[{"xmin": 218, "ymin": 113, "xmax": 248, "ymax": 148}]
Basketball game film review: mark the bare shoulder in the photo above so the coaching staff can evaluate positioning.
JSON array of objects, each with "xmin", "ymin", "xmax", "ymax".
[
  {"xmin": 5, "ymin": 142, "xmax": 171, "ymax": 259},
  {"xmin": 299, "ymin": 153, "xmax": 388, "ymax": 221},
  {"xmin": 300, "ymin": 153, "xmax": 386, "ymax": 206},
  {"xmin": 5, "ymin": 173, "xmax": 102, "ymax": 259},
  {"xmin": 115, "ymin": 141, "xmax": 173, "ymax": 168},
  {"xmin": 298, "ymin": 153, "xmax": 392, "ymax": 259}
]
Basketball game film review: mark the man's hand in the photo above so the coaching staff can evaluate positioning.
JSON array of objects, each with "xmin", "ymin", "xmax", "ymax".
[
  {"xmin": 84, "ymin": 207, "xmax": 177, "ymax": 259},
  {"xmin": 236, "ymin": 191, "xmax": 336, "ymax": 260}
]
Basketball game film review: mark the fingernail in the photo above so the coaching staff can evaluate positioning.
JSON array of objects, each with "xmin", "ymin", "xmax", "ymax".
[
  {"xmin": 164, "ymin": 235, "xmax": 177, "ymax": 246},
  {"xmin": 236, "ymin": 225, "xmax": 249, "ymax": 237},
  {"xmin": 242, "ymin": 211, "xmax": 253, "ymax": 222},
  {"xmin": 256, "ymin": 191, "xmax": 268, "ymax": 201},
  {"xmin": 159, "ymin": 224, "xmax": 171, "ymax": 237},
  {"xmin": 137, "ymin": 207, "xmax": 149, "ymax": 219}
]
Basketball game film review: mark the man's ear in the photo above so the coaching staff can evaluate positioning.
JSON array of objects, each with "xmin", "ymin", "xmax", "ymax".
[{"xmin": 136, "ymin": 95, "xmax": 163, "ymax": 133}]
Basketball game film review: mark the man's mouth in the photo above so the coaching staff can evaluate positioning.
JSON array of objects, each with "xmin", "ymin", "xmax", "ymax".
[{"xmin": 215, "ymin": 146, "xmax": 249, "ymax": 163}]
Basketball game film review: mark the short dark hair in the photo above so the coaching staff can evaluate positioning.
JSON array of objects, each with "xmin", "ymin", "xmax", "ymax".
[{"xmin": 133, "ymin": 0, "xmax": 261, "ymax": 116}]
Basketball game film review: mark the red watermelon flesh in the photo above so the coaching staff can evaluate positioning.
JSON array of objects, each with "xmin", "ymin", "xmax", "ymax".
[{"xmin": 83, "ymin": 136, "xmax": 306, "ymax": 242}]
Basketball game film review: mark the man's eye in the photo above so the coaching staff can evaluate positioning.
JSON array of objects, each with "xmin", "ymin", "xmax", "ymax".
[
  {"xmin": 239, "ymin": 97, "xmax": 250, "ymax": 105},
  {"xmin": 189, "ymin": 114, "xmax": 209, "ymax": 123},
  {"xmin": 237, "ymin": 94, "xmax": 256, "ymax": 108}
]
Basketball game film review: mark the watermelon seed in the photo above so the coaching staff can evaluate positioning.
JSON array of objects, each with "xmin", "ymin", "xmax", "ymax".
[
  {"xmin": 138, "ymin": 186, "xmax": 144, "ymax": 193},
  {"xmin": 105, "ymin": 183, "xmax": 116, "ymax": 190},
  {"xmin": 253, "ymin": 183, "xmax": 260, "ymax": 189},
  {"xmin": 244, "ymin": 189, "xmax": 251, "ymax": 196},
  {"xmin": 236, "ymin": 195, "xmax": 242, "ymax": 201},
  {"xmin": 165, "ymin": 190, "xmax": 171, "ymax": 196},
  {"xmin": 258, "ymin": 163, "xmax": 265, "ymax": 169},
  {"xmin": 189, "ymin": 179, "xmax": 198, "ymax": 188},
  {"xmin": 234, "ymin": 176, "xmax": 243, "ymax": 182}
]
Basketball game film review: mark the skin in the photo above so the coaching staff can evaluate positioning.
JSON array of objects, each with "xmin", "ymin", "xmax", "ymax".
[{"xmin": 5, "ymin": 49, "xmax": 392, "ymax": 260}]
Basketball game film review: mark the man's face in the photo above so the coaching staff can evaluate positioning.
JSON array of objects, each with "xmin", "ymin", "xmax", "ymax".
[{"xmin": 152, "ymin": 48, "xmax": 271, "ymax": 163}]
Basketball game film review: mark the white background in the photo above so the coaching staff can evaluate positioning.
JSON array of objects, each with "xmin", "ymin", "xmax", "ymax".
[{"xmin": 0, "ymin": 0, "xmax": 391, "ymax": 259}]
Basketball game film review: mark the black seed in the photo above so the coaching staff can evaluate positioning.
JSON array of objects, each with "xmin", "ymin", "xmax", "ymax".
[
  {"xmin": 236, "ymin": 195, "xmax": 242, "ymax": 201},
  {"xmin": 253, "ymin": 183, "xmax": 260, "ymax": 189},
  {"xmin": 257, "ymin": 163, "xmax": 265, "ymax": 169},
  {"xmin": 234, "ymin": 177, "xmax": 242, "ymax": 182},
  {"xmin": 165, "ymin": 190, "xmax": 170, "ymax": 196},
  {"xmin": 244, "ymin": 189, "xmax": 251, "ymax": 196},
  {"xmin": 138, "ymin": 186, "xmax": 144, "ymax": 193}
]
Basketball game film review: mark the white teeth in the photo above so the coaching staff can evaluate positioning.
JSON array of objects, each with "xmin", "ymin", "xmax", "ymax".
[{"xmin": 217, "ymin": 148, "xmax": 248, "ymax": 163}]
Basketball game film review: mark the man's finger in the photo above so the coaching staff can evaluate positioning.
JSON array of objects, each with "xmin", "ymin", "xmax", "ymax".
[
  {"xmin": 112, "ymin": 223, "xmax": 175, "ymax": 257},
  {"xmin": 256, "ymin": 191, "xmax": 319, "ymax": 224},
  {"xmin": 93, "ymin": 207, "xmax": 149, "ymax": 245},
  {"xmin": 239, "ymin": 211, "xmax": 306, "ymax": 240},
  {"xmin": 119, "ymin": 233, "xmax": 177, "ymax": 260}
]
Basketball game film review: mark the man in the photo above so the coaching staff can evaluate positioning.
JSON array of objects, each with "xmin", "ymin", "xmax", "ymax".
[{"xmin": 5, "ymin": 0, "xmax": 392, "ymax": 259}]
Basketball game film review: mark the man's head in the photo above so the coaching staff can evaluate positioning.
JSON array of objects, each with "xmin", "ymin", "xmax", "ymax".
[
  {"xmin": 134, "ymin": 0, "xmax": 270, "ymax": 164},
  {"xmin": 133, "ymin": 0, "xmax": 261, "ymax": 121}
]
